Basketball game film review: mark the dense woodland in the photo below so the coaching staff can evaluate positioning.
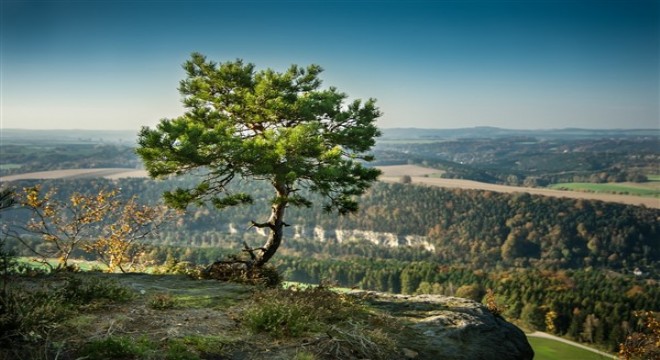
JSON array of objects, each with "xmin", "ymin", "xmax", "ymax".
[
  {"xmin": 1, "ymin": 129, "xmax": 659, "ymax": 353},
  {"xmin": 5, "ymin": 178, "xmax": 658, "ymax": 272}
]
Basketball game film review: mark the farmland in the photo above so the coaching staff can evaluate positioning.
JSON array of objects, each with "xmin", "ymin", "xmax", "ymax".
[
  {"xmin": 549, "ymin": 181, "xmax": 660, "ymax": 197},
  {"xmin": 3, "ymin": 164, "xmax": 659, "ymax": 208},
  {"xmin": 379, "ymin": 165, "xmax": 660, "ymax": 208},
  {"xmin": 0, "ymin": 168, "xmax": 148, "ymax": 182}
]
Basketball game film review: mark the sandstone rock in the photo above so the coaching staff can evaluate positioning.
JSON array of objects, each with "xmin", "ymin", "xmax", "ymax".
[{"xmin": 353, "ymin": 291, "xmax": 534, "ymax": 360}]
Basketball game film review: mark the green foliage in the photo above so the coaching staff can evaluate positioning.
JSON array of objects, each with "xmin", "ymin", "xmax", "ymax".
[
  {"xmin": 293, "ymin": 350, "xmax": 317, "ymax": 360},
  {"xmin": 178, "ymin": 335, "xmax": 226, "ymax": 356},
  {"xmin": 153, "ymin": 255, "xmax": 205, "ymax": 278},
  {"xmin": 243, "ymin": 294, "xmax": 312, "ymax": 337},
  {"xmin": 0, "ymin": 286, "xmax": 70, "ymax": 342},
  {"xmin": 61, "ymin": 276, "xmax": 134, "ymax": 305},
  {"xmin": 78, "ymin": 336, "xmax": 156, "ymax": 359},
  {"xmin": 137, "ymin": 53, "xmax": 381, "ymax": 265},
  {"xmin": 520, "ymin": 303, "xmax": 546, "ymax": 331},
  {"xmin": 0, "ymin": 274, "xmax": 133, "ymax": 344}
]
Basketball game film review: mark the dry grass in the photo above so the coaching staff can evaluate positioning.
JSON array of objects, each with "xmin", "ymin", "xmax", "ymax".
[
  {"xmin": 0, "ymin": 168, "xmax": 148, "ymax": 182},
  {"xmin": 376, "ymin": 165, "xmax": 444, "ymax": 177},
  {"xmin": 1, "ymin": 273, "xmax": 405, "ymax": 360}
]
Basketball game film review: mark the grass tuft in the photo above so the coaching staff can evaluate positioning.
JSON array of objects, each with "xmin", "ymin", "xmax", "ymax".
[{"xmin": 148, "ymin": 292, "xmax": 177, "ymax": 310}]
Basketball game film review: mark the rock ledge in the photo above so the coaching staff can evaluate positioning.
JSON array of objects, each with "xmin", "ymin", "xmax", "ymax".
[{"xmin": 352, "ymin": 291, "xmax": 534, "ymax": 360}]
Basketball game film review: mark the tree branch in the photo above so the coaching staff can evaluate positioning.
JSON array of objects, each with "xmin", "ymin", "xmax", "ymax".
[
  {"xmin": 241, "ymin": 241, "xmax": 266, "ymax": 260},
  {"xmin": 248, "ymin": 220, "xmax": 274, "ymax": 230}
]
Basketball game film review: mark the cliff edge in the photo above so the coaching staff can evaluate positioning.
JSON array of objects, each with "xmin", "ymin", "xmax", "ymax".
[{"xmin": 355, "ymin": 291, "xmax": 534, "ymax": 360}]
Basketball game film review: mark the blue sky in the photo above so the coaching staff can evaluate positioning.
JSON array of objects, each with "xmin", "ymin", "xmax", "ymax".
[{"xmin": 1, "ymin": 0, "xmax": 658, "ymax": 130}]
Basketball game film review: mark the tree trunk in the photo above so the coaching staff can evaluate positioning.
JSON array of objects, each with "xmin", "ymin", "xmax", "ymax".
[{"xmin": 254, "ymin": 184, "xmax": 288, "ymax": 267}]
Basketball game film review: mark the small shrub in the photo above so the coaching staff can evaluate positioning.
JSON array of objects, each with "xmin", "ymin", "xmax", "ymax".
[
  {"xmin": 0, "ymin": 275, "xmax": 134, "ymax": 345},
  {"xmin": 242, "ymin": 284, "xmax": 360, "ymax": 338},
  {"xmin": 78, "ymin": 336, "xmax": 155, "ymax": 359},
  {"xmin": 60, "ymin": 276, "xmax": 133, "ymax": 305},
  {"xmin": 180, "ymin": 335, "xmax": 226, "ymax": 356},
  {"xmin": 0, "ymin": 287, "xmax": 68, "ymax": 342},
  {"xmin": 164, "ymin": 340, "xmax": 200, "ymax": 360},
  {"xmin": 293, "ymin": 350, "xmax": 317, "ymax": 360},
  {"xmin": 154, "ymin": 259, "xmax": 204, "ymax": 278},
  {"xmin": 149, "ymin": 293, "xmax": 177, "ymax": 310},
  {"xmin": 484, "ymin": 288, "xmax": 506, "ymax": 317},
  {"xmin": 243, "ymin": 296, "xmax": 312, "ymax": 337}
]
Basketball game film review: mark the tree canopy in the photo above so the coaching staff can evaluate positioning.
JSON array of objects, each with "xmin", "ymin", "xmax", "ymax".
[{"xmin": 137, "ymin": 53, "xmax": 381, "ymax": 266}]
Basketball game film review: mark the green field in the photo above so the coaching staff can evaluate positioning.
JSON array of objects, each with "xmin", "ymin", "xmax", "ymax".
[
  {"xmin": 16, "ymin": 257, "xmax": 109, "ymax": 272},
  {"xmin": 528, "ymin": 337, "xmax": 615, "ymax": 360},
  {"xmin": 549, "ymin": 182, "xmax": 660, "ymax": 197}
]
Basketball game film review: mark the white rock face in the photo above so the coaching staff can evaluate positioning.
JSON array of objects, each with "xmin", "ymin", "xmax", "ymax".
[
  {"xmin": 226, "ymin": 223, "xmax": 436, "ymax": 252},
  {"xmin": 305, "ymin": 227, "xmax": 435, "ymax": 251},
  {"xmin": 313, "ymin": 226, "xmax": 326, "ymax": 243}
]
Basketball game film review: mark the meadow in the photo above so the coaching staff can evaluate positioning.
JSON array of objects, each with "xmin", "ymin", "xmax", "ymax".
[
  {"xmin": 548, "ymin": 180, "xmax": 660, "ymax": 197},
  {"xmin": 527, "ymin": 337, "xmax": 616, "ymax": 360}
]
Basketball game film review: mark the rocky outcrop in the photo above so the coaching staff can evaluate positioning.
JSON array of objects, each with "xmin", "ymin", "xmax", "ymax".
[
  {"xmin": 354, "ymin": 291, "xmax": 534, "ymax": 360},
  {"xmin": 290, "ymin": 225, "xmax": 436, "ymax": 251}
]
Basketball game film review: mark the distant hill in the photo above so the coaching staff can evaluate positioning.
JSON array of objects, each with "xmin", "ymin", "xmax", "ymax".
[
  {"xmin": 380, "ymin": 127, "xmax": 659, "ymax": 140},
  {"xmin": 3, "ymin": 127, "xmax": 658, "ymax": 146},
  {"xmin": 1, "ymin": 128, "xmax": 138, "ymax": 145}
]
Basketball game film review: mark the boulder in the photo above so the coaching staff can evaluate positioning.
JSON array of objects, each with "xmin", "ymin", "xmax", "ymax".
[{"xmin": 354, "ymin": 291, "xmax": 534, "ymax": 360}]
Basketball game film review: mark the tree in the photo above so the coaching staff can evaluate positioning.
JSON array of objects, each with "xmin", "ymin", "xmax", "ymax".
[
  {"xmin": 84, "ymin": 196, "xmax": 167, "ymax": 272},
  {"xmin": 8, "ymin": 186, "xmax": 164, "ymax": 271},
  {"xmin": 137, "ymin": 53, "xmax": 381, "ymax": 267}
]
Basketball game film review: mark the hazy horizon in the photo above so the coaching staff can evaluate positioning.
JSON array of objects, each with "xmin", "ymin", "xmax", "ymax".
[{"xmin": 2, "ymin": 0, "xmax": 658, "ymax": 131}]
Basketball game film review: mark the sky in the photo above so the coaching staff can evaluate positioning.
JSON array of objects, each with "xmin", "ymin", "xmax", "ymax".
[{"xmin": 1, "ymin": 0, "xmax": 658, "ymax": 131}]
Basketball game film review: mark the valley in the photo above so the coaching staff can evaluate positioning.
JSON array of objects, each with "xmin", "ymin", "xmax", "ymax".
[{"xmin": 1, "ymin": 128, "xmax": 658, "ymax": 359}]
